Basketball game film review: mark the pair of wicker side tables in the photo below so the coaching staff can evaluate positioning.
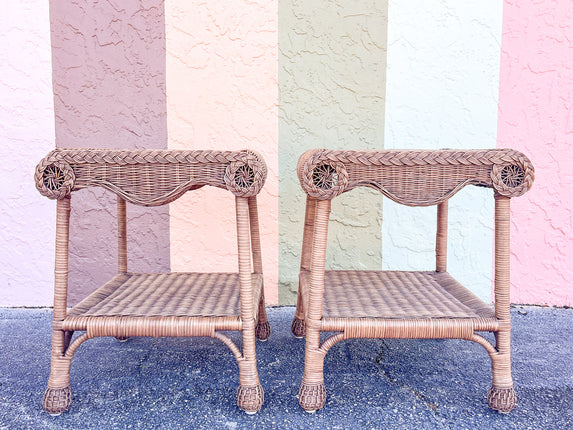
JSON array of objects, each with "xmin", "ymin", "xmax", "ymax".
[{"xmin": 34, "ymin": 147, "xmax": 534, "ymax": 415}]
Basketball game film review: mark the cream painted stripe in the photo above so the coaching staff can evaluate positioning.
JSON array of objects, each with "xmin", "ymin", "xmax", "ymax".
[
  {"xmin": 0, "ymin": 1, "xmax": 56, "ymax": 305},
  {"xmin": 383, "ymin": 0, "xmax": 503, "ymax": 302},
  {"xmin": 166, "ymin": 1, "xmax": 279, "ymax": 304}
]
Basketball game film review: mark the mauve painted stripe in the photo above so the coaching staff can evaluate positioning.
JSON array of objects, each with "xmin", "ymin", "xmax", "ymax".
[{"xmin": 49, "ymin": 0, "xmax": 170, "ymax": 305}]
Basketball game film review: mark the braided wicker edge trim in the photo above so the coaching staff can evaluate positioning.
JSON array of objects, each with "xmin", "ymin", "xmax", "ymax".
[
  {"xmin": 41, "ymin": 149, "xmax": 246, "ymax": 165},
  {"xmin": 298, "ymin": 148, "xmax": 534, "ymax": 200},
  {"xmin": 34, "ymin": 149, "xmax": 267, "ymax": 201}
]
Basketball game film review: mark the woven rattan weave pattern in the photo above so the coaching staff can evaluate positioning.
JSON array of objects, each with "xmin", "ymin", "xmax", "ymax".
[
  {"xmin": 297, "ymin": 148, "xmax": 534, "ymax": 203},
  {"xmin": 35, "ymin": 149, "xmax": 269, "ymax": 415},
  {"xmin": 301, "ymin": 270, "xmax": 495, "ymax": 320},
  {"xmin": 35, "ymin": 148, "xmax": 267, "ymax": 204},
  {"xmin": 68, "ymin": 273, "xmax": 263, "ymax": 318},
  {"xmin": 292, "ymin": 148, "xmax": 534, "ymax": 414}
]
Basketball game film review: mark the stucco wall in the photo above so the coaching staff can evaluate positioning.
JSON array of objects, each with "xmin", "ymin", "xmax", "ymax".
[
  {"xmin": 49, "ymin": 0, "xmax": 170, "ymax": 305},
  {"xmin": 0, "ymin": 1, "xmax": 56, "ymax": 306},
  {"xmin": 498, "ymin": 0, "xmax": 573, "ymax": 306},
  {"xmin": 278, "ymin": 0, "xmax": 388, "ymax": 304},
  {"xmin": 166, "ymin": 0, "xmax": 279, "ymax": 304},
  {"xmin": 383, "ymin": 0, "xmax": 503, "ymax": 302},
  {"xmin": 2, "ymin": 0, "xmax": 572, "ymax": 308}
]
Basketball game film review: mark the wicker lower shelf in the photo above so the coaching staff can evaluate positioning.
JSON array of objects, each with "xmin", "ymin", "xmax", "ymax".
[
  {"xmin": 62, "ymin": 272, "xmax": 264, "ymax": 336},
  {"xmin": 300, "ymin": 270, "xmax": 498, "ymax": 337},
  {"xmin": 292, "ymin": 149, "xmax": 533, "ymax": 413}
]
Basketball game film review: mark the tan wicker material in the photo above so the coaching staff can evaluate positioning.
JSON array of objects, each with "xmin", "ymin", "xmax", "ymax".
[
  {"xmin": 35, "ymin": 148, "xmax": 267, "ymax": 204},
  {"xmin": 301, "ymin": 271, "xmax": 495, "ymax": 320},
  {"xmin": 35, "ymin": 149, "xmax": 269, "ymax": 415},
  {"xmin": 297, "ymin": 148, "xmax": 534, "ymax": 203},
  {"xmin": 293, "ymin": 148, "xmax": 534, "ymax": 414},
  {"xmin": 61, "ymin": 273, "xmax": 264, "ymax": 336}
]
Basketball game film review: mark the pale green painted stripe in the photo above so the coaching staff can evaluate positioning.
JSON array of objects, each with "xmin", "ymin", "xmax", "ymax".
[{"xmin": 278, "ymin": 0, "xmax": 389, "ymax": 304}]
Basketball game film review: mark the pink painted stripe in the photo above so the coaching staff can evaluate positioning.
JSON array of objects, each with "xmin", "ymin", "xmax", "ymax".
[
  {"xmin": 1, "ymin": 1, "xmax": 56, "ymax": 306},
  {"xmin": 497, "ymin": 0, "xmax": 573, "ymax": 306}
]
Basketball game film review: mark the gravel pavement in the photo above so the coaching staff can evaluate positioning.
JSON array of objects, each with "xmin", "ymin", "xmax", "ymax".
[{"xmin": 0, "ymin": 306, "xmax": 571, "ymax": 429}]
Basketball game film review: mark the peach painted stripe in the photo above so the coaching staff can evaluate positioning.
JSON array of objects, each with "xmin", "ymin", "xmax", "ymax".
[
  {"xmin": 166, "ymin": 1, "xmax": 279, "ymax": 304},
  {"xmin": 498, "ymin": 0, "xmax": 573, "ymax": 306}
]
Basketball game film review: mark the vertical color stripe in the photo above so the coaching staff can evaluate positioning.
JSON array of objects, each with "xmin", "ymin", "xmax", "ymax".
[
  {"xmin": 50, "ymin": 0, "xmax": 170, "ymax": 305},
  {"xmin": 279, "ymin": 0, "xmax": 388, "ymax": 304},
  {"xmin": 498, "ymin": 0, "xmax": 573, "ymax": 306},
  {"xmin": 383, "ymin": 0, "xmax": 503, "ymax": 302},
  {"xmin": 166, "ymin": 1, "xmax": 279, "ymax": 304},
  {"xmin": 0, "ymin": 1, "xmax": 56, "ymax": 306}
]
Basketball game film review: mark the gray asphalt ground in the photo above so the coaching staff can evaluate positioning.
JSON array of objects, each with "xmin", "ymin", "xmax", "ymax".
[{"xmin": 0, "ymin": 306, "xmax": 571, "ymax": 429}]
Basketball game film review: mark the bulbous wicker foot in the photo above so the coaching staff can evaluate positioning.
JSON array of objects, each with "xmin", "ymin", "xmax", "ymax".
[
  {"xmin": 298, "ymin": 382, "xmax": 326, "ymax": 412},
  {"xmin": 487, "ymin": 386, "xmax": 517, "ymax": 413},
  {"xmin": 291, "ymin": 317, "xmax": 306, "ymax": 338},
  {"xmin": 255, "ymin": 321, "xmax": 271, "ymax": 342},
  {"xmin": 115, "ymin": 336, "xmax": 129, "ymax": 342},
  {"xmin": 237, "ymin": 384, "xmax": 264, "ymax": 414},
  {"xmin": 43, "ymin": 386, "xmax": 72, "ymax": 415}
]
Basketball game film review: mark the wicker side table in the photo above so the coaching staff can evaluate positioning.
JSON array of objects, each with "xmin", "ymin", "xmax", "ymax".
[
  {"xmin": 35, "ymin": 148, "xmax": 270, "ymax": 415},
  {"xmin": 291, "ymin": 148, "xmax": 534, "ymax": 413}
]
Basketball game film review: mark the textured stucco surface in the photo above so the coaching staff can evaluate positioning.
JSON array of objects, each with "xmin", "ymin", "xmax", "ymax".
[
  {"xmin": 166, "ymin": 0, "xmax": 279, "ymax": 304},
  {"xmin": 50, "ymin": 0, "xmax": 170, "ymax": 305},
  {"xmin": 497, "ymin": 0, "xmax": 573, "ymax": 306},
  {"xmin": 279, "ymin": 0, "xmax": 388, "ymax": 304},
  {"xmin": 0, "ymin": 1, "xmax": 56, "ymax": 306},
  {"xmin": 383, "ymin": 0, "xmax": 502, "ymax": 302}
]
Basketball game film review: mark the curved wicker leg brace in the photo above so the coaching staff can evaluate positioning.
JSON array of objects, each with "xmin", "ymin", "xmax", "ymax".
[
  {"xmin": 237, "ymin": 384, "xmax": 264, "ymax": 414},
  {"xmin": 255, "ymin": 321, "xmax": 271, "ymax": 341},
  {"xmin": 291, "ymin": 317, "xmax": 306, "ymax": 338},
  {"xmin": 299, "ymin": 382, "xmax": 326, "ymax": 412},
  {"xmin": 487, "ymin": 386, "xmax": 516, "ymax": 413}
]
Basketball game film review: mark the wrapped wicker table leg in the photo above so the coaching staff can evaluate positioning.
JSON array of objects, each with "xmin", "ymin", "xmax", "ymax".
[
  {"xmin": 292, "ymin": 148, "xmax": 534, "ymax": 413},
  {"xmin": 35, "ymin": 149, "xmax": 269, "ymax": 414}
]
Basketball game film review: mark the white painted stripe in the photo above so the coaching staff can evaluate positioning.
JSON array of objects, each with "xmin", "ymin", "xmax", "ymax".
[
  {"xmin": 0, "ymin": 1, "xmax": 56, "ymax": 305},
  {"xmin": 383, "ymin": 0, "xmax": 503, "ymax": 302}
]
